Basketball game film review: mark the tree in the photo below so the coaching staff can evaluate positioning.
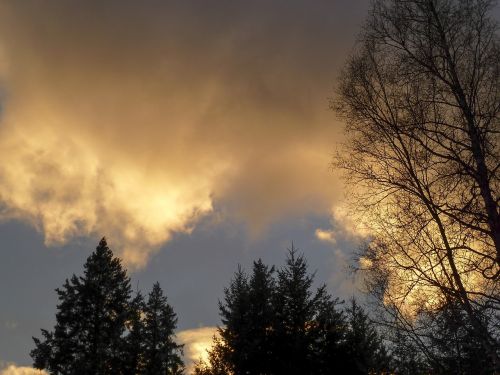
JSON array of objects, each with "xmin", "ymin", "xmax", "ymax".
[
  {"xmin": 427, "ymin": 301, "xmax": 494, "ymax": 375},
  {"xmin": 121, "ymin": 291, "xmax": 146, "ymax": 374},
  {"xmin": 389, "ymin": 328, "xmax": 431, "ymax": 375},
  {"xmin": 311, "ymin": 295, "xmax": 348, "ymax": 375},
  {"xmin": 192, "ymin": 336, "xmax": 233, "ymax": 375},
  {"xmin": 243, "ymin": 260, "xmax": 275, "ymax": 374},
  {"xmin": 31, "ymin": 238, "xmax": 184, "ymax": 375},
  {"xmin": 31, "ymin": 237, "xmax": 132, "ymax": 374},
  {"xmin": 217, "ymin": 266, "xmax": 248, "ymax": 374},
  {"xmin": 195, "ymin": 260, "xmax": 276, "ymax": 375},
  {"xmin": 142, "ymin": 282, "xmax": 184, "ymax": 375},
  {"xmin": 333, "ymin": 0, "xmax": 500, "ymax": 368},
  {"xmin": 195, "ymin": 248, "xmax": 381, "ymax": 375},
  {"xmin": 342, "ymin": 299, "xmax": 392, "ymax": 375},
  {"xmin": 271, "ymin": 248, "xmax": 335, "ymax": 375}
]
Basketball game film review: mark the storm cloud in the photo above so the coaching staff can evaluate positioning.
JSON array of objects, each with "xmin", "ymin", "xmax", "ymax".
[{"xmin": 0, "ymin": 1, "xmax": 367, "ymax": 267}]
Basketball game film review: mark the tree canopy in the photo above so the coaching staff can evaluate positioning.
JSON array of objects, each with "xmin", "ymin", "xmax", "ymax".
[
  {"xmin": 333, "ymin": 0, "xmax": 500, "ymax": 370},
  {"xmin": 31, "ymin": 238, "xmax": 183, "ymax": 375},
  {"xmin": 195, "ymin": 247, "xmax": 391, "ymax": 375}
]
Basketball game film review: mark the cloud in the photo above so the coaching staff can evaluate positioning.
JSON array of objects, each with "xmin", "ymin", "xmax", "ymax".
[
  {"xmin": 177, "ymin": 326, "xmax": 218, "ymax": 373},
  {"xmin": 0, "ymin": 363, "xmax": 47, "ymax": 375},
  {"xmin": 315, "ymin": 205, "xmax": 372, "ymax": 298},
  {"xmin": 0, "ymin": 1, "xmax": 359, "ymax": 266},
  {"xmin": 316, "ymin": 205, "xmax": 371, "ymax": 247},
  {"xmin": 315, "ymin": 228, "xmax": 337, "ymax": 244}
]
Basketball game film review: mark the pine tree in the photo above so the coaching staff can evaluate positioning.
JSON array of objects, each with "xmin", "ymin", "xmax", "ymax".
[
  {"xmin": 272, "ymin": 247, "xmax": 334, "ymax": 375},
  {"xmin": 428, "ymin": 302, "xmax": 494, "ymax": 375},
  {"xmin": 343, "ymin": 299, "xmax": 392, "ymax": 375},
  {"xmin": 142, "ymin": 282, "xmax": 184, "ymax": 375},
  {"xmin": 245, "ymin": 259, "xmax": 275, "ymax": 374},
  {"xmin": 122, "ymin": 291, "xmax": 146, "ymax": 375},
  {"xmin": 312, "ymin": 296, "xmax": 348, "ymax": 375},
  {"xmin": 217, "ymin": 265, "xmax": 249, "ymax": 374},
  {"xmin": 390, "ymin": 329, "xmax": 430, "ymax": 375},
  {"xmin": 195, "ymin": 248, "xmax": 390, "ymax": 375},
  {"xmin": 31, "ymin": 237, "xmax": 132, "ymax": 374},
  {"xmin": 193, "ymin": 336, "xmax": 232, "ymax": 375},
  {"xmin": 196, "ymin": 261, "xmax": 277, "ymax": 375}
]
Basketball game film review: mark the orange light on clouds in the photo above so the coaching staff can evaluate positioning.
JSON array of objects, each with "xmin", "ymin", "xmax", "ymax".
[
  {"xmin": 177, "ymin": 326, "xmax": 218, "ymax": 373},
  {"xmin": 0, "ymin": 1, "xmax": 346, "ymax": 267}
]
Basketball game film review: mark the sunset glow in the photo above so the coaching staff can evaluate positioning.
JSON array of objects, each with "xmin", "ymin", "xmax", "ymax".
[{"xmin": 2, "ymin": 0, "xmax": 498, "ymax": 372}]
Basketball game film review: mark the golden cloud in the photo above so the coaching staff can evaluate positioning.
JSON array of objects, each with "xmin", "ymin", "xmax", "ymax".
[
  {"xmin": 177, "ymin": 326, "xmax": 218, "ymax": 373},
  {"xmin": 0, "ymin": 364, "xmax": 47, "ymax": 375},
  {"xmin": 315, "ymin": 228, "xmax": 337, "ymax": 244},
  {"xmin": 0, "ymin": 1, "xmax": 347, "ymax": 266}
]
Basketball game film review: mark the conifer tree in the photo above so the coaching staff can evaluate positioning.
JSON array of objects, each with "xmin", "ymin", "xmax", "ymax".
[
  {"xmin": 272, "ymin": 247, "xmax": 337, "ymax": 375},
  {"xmin": 390, "ymin": 329, "xmax": 430, "ymax": 375},
  {"xmin": 142, "ymin": 282, "xmax": 184, "ymax": 375},
  {"xmin": 197, "ymin": 261, "xmax": 277, "ymax": 375},
  {"xmin": 122, "ymin": 291, "xmax": 146, "ymax": 375},
  {"xmin": 428, "ymin": 302, "xmax": 495, "ymax": 375},
  {"xmin": 343, "ymin": 299, "xmax": 392, "ymax": 375},
  {"xmin": 245, "ymin": 259, "xmax": 275, "ymax": 374},
  {"xmin": 312, "ymin": 296, "xmax": 348, "ymax": 375},
  {"xmin": 192, "ymin": 336, "xmax": 232, "ymax": 375},
  {"xmin": 217, "ymin": 266, "xmax": 250, "ymax": 374},
  {"xmin": 195, "ymin": 248, "xmax": 390, "ymax": 375},
  {"xmin": 31, "ymin": 238, "xmax": 132, "ymax": 374}
]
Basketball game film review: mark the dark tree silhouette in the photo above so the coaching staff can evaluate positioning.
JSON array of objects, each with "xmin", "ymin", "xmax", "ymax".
[
  {"xmin": 31, "ymin": 238, "xmax": 132, "ymax": 374},
  {"xmin": 211, "ymin": 260, "xmax": 277, "ymax": 375},
  {"xmin": 194, "ymin": 261, "xmax": 276, "ymax": 375},
  {"xmin": 333, "ymin": 0, "xmax": 500, "ymax": 368},
  {"xmin": 246, "ymin": 260, "xmax": 275, "ymax": 374},
  {"xmin": 121, "ymin": 291, "xmax": 146, "ymax": 374},
  {"xmin": 31, "ymin": 238, "xmax": 184, "ymax": 375},
  {"xmin": 428, "ymin": 302, "xmax": 494, "ymax": 375},
  {"xmin": 193, "ymin": 337, "xmax": 232, "ymax": 375},
  {"xmin": 217, "ymin": 265, "xmax": 249, "ymax": 374},
  {"xmin": 389, "ymin": 328, "xmax": 430, "ymax": 375},
  {"xmin": 342, "ymin": 299, "xmax": 391, "ymax": 375},
  {"xmin": 271, "ymin": 248, "xmax": 335, "ymax": 375},
  {"xmin": 142, "ymin": 282, "xmax": 184, "ymax": 375},
  {"xmin": 195, "ymin": 247, "xmax": 389, "ymax": 375}
]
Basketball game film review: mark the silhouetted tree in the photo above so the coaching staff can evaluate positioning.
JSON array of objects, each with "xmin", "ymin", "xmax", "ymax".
[
  {"xmin": 213, "ymin": 265, "xmax": 249, "ymax": 374},
  {"xmin": 428, "ymin": 302, "xmax": 495, "ymax": 375},
  {"xmin": 31, "ymin": 238, "xmax": 184, "ymax": 375},
  {"xmin": 195, "ymin": 261, "xmax": 276, "ymax": 375},
  {"xmin": 193, "ymin": 336, "xmax": 232, "ymax": 375},
  {"xmin": 246, "ymin": 260, "xmax": 275, "ymax": 374},
  {"xmin": 271, "ymin": 248, "xmax": 336, "ymax": 375},
  {"xmin": 142, "ymin": 282, "xmax": 184, "ymax": 375},
  {"xmin": 31, "ymin": 238, "xmax": 132, "ymax": 374},
  {"xmin": 342, "ymin": 299, "xmax": 391, "ymax": 375},
  {"xmin": 333, "ymin": 0, "xmax": 500, "ymax": 368},
  {"xmin": 195, "ymin": 248, "xmax": 386, "ymax": 375},
  {"xmin": 308, "ymin": 293, "xmax": 347, "ymax": 374},
  {"xmin": 389, "ymin": 328, "xmax": 431, "ymax": 375},
  {"xmin": 121, "ymin": 291, "xmax": 146, "ymax": 374}
]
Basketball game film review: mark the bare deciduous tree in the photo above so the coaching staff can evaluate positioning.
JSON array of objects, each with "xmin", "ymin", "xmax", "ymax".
[{"xmin": 333, "ymin": 0, "xmax": 500, "ymax": 370}]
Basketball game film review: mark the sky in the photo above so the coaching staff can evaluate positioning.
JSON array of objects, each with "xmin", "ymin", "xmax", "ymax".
[{"xmin": 0, "ymin": 1, "xmax": 371, "ymax": 372}]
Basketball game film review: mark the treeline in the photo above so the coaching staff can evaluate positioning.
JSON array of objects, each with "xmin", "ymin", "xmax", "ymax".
[
  {"xmin": 194, "ymin": 248, "xmax": 496, "ymax": 374},
  {"xmin": 194, "ymin": 248, "xmax": 390, "ymax": 375},
  {"xmin": 32, "ymin": 238, "xmax": 497, "ymax": 374},
  {"xmin": 31, "ymin": 238, "xmax": 183, "ymax": 375},
  {"xmin": 33, "ymin": 238, "xmax": 393, "ymax": 375}
]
